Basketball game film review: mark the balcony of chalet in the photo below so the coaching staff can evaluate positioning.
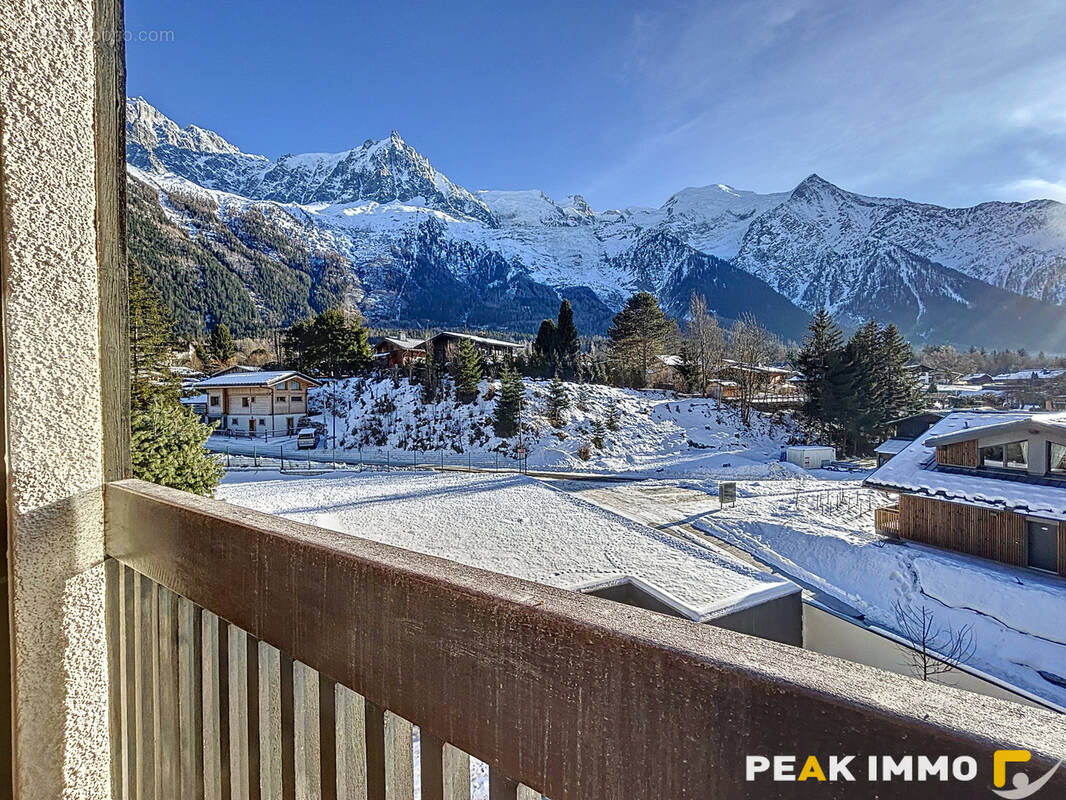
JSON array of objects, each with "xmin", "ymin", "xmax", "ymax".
[{"xmin": 2, "ymin": 1, "xmax": 1066, "ymax": 798}]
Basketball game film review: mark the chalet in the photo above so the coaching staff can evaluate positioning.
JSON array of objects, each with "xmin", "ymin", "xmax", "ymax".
[
  {"xmin": 426, "ymin": 331, "xmax": 524, "ymax": 365},
  {"xmin": 705, "ymin": 379, "xmax": 741, "ymax": 400},
  {"xmin": 865, "ymin": 411, "xmax": 1066, "ymax": 577},
  {"xmin": 648, "ymin": 354, "xmax": 683, "ymax": 390},
  {"xmin": 884, "ymin": 410, "xmax": 947, "ymax": 440},
  {"xmin": 873, "ymin": 438, "xmax": 911, "ymax": 467},
  {"xmin": 959, "ymin": 372, "xmax": 993, "ymax": 386},
  {"xmin": 198, "ymin": 369, "xmax": 321, "ymax": 437},
  {"xmin": 373, "ymin": 336, "xmax": 426, "ymax": 368}
]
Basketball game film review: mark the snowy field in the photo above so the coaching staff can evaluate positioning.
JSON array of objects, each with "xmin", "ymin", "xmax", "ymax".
[
  {"xmin": 595, "ymin": 477, "xmax": 1066, "ymax": 708},
  {"xmin": 314, "ymin": 377, "xmax": 804, "ymax": 476}
]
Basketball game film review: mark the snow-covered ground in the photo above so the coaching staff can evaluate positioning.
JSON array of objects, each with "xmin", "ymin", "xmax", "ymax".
[
  {"xmin": 315, "ymin": 376, "xmax": 805, "ymax": 477},
  {"xmin": 593, "ymin": 477, "xmax": 1066, "ymax": 708},
  {"xmin": 217, "ymin": 470, "xmax": 795, "ymax": 622}
]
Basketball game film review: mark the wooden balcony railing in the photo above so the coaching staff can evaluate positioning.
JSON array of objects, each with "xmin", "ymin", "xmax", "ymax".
[
  {"xmin": 875, "ymin": 504, "xmax": 901, "ymax": 535},
  {"xmin": 104, "ymin": 479, "xmax": 1065, "ymax": 799}
]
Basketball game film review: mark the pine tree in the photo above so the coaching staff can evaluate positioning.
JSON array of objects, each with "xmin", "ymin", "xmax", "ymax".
[
  {"xmin": 131, "ymin": 397, "xmax": 224, "ymax": 496},
  {"xmin": 591, "ymin": 417, "xmax": 607, "ymax": 449},
  {"xmin": 291, "ymin": 308, "xmax": 372, "ymax": 376},
  {"xmin": 129, "ymin": 257, "xmax": 180, "ymax": 410},
  {"xmin": 676, "ymin": 343, "xmax": 702, "ymax": 394},
  {"xmin": 493, "ymin": 362, "xmax": 524, "ymax": 438},
  {"xmin": 555, "ymin": 299, "xmax": 580, "ymax": 379},
  {"xmin": 531, "ymin": 318, "xmax": 557, "ymax": 377},
  {"xmin": 209, "ymin": 322, "xmax": 236, "ymax": 365},
  {"xmin": 546, "ymin": 373, "xmax": 570, "ymax": 427},
  {"xmin": 844, "ymin": 320, "xmax": 889, "ymax": 453},
  {"xmin": 879, "ymin": 324, "xmax": 923, "ymax": 419},
  {"xmin": 454, "ymin": 338, "xmax": 484, "ymax": 403},
  {"xmin": 607, "ymin": 292, "xmax": 674, "ymax": 387},
  {"xmin": 606, "ymin": 398, "xmax": 622, "ymax": 431},
  {"xmin": 129, "ymin": 260, "xmax": 222, "ymax": 496}
]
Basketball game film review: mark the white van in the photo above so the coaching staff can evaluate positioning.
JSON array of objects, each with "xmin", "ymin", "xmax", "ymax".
[{"xmin": 296, "ymin": 428, "xmax": 320, "ymax": 450}]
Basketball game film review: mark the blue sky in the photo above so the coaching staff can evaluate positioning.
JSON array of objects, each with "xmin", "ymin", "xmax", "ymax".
[{"xmin": 126, "ymin": 0, "xmax": 1066, "ymax": 209}]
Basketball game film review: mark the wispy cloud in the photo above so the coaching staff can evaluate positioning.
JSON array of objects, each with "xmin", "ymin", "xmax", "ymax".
[{"xmin": 591, "ymin": 0, "xmax": 1066, "ymax": 208}]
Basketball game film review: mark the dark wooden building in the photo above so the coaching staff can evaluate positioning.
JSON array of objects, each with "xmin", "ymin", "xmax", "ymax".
[{"xmin": 866, "ymin": 411, "xmax": 1066, "ymax": 577}]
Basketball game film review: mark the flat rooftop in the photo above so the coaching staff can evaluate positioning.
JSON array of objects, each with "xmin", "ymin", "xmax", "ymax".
[{"xmin": 218, "ymin": 470, "xmax": 798, "ymax": 622}]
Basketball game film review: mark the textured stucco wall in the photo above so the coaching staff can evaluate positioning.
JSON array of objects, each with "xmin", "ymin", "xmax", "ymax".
[{"xmin": 1, "ymin": 0, "xmax": 112, "ymax": 797}]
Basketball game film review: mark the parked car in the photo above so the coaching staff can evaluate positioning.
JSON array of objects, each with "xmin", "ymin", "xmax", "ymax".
[{"xmin": 296, "ymin": 428, "xmax": 320, "ymax": 450}]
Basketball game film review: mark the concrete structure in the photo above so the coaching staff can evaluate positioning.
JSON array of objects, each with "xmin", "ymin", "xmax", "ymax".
[
  {"xmin": 786, "ymin": 445, "xmax": 836, "ymax": 469},
  {"xmin": 0, "ymin": 0, "xmax": 124, "ymax": 792},
  {"xmin": 199, "ymin": 370, "xmax": 321, "ymax": 437}
]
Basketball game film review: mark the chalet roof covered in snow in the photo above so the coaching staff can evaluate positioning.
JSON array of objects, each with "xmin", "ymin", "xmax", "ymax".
[
  {"xmin": 378, "ymin": 336, "xmax": 425, "ymax": 350},
  {"xmin": 873, "ymin": 438, "xmax": 911, "ymax": 456},
  {"xmin": 865, "ymin": 411, "xmax": 1066, "ymax": 521},
  {"xmin": 924, "ymin": 411, "xmax": 1066, "ymax": 447},
  {"xmin": 432, "ymin": 331, "xmax": 524, "ymax": 349},
  {"xmin": 197, "ymin": 369, "xmax": 322, "ymax": 388},
  {"xmin": 218, "ymin": 471, "xmax": 799, "ymax": 622}
]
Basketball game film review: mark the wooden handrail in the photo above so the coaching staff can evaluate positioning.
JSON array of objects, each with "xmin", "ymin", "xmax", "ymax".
[{"xmin": 105, "ymin": 479, "xmax": 1066, "ymax": 798}]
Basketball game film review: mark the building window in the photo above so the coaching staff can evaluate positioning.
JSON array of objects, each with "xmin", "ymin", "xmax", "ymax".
[
  {"xmin": 291, "ymin": 394, "xmax": 303, "ymax": 403},
  {"xmin": 231, "ymin": 418, "xmax": 238, "ymax": 425},
  {"xmin": 242, "ymin": 397, "xmax": 250, "ymax": 408},
  {"xmin": 210, "ymin": 396, "xmax": 219, "ymax": 406},
  {"xmin": 980, "ymin": 440, "xmax": 1028, "ymax": 470},
  {"xmin": 1049, "ymin": 442, "xmax": 1066, "ymax": 474},
  {"xmin": 276, "ymin": 396, "xmax": 286, "ymax": 403},
  {"xmin": 259, "ymin": 418, "xmax": 266, "ymax": 426},
  {"xmin": 289, "ymin": 380, "xmax": 299, "ymax": 389}
]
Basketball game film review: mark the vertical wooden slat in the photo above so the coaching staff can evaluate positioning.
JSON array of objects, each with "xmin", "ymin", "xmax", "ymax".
[
  {"xmin": 156, "ymin": 586, "xmax": 180, "ymax": 800},
  {"xmin": 247, "ymin": 634, "xmax": 262, "ymax": 800},
  {"xmin": 179, "ymin": 597, "xmax": 205, "ymax": 800},
  {"xmin": 420, "ymin": 732, "xmax": 470, "ymax": 800},
  {"xmin": 319, "ymin": 677, "xmax": 337, "ymax": 800},
  {"xmin": 279, "ymin": 652, "xmax": 296, "ymax": 800},
  {"xmin": 364, "ymin": 701, "xmax": 386, "ymax": 800},
  {"xmin": 292, "ymin": 662, "xmax": 321, "ymax": 800},
  {"xmin": 228, "ymin": 627, "xmax": 249, "ymax": 800},
  {"xmin": 219, "ymin": 620, "xmax": 232, "ymax": 800},
  {"xmin": 385, "ymin": 712, "xmax": 414, "ymax": 800},
  {"xmin": 335, "ymin": 686, "xmax": 367, "ymax": 800},
  {"xmin": 258, "ymin": 644, "xmax": 282, "ymax": 800},
  {"xmin": 135, "ymin": 572, "xmax": 156, "ymax": 799},
  {"xmin": 203, "ymin": 612, "xmax": 224, "ymax": 800},
  {"xmin": 105, "ymin": 559, "xmax": 124, "ymax": 800},
  {"xmin": 122, "ymin": 566, "xmax": 137, "ymax": 799},
  {"xmin": 515, "ymin": 785, "xmax": 539, "ymax": 800}
]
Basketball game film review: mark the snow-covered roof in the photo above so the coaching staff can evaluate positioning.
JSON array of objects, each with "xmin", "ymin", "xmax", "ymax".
[
  {"xmin": 378, "ymin": 336, "xmax": 425, "ymax": 350},
  {"xmin": 656, "ymin": 354, "xmax": 682, "ymax": 367},
  {"xmin": 865, "ymin": 411, "xmax": 1066, "ymax": 521},
  {"xmin": 874, "ymin": 438, "xmax": 911, "ymax": 455},
  {"xmin": 433, "ymin": 331, "xmax": 523, "ymax": 349},
  {"xmin": 923, "ymin": 411, "xmax": 1066, "ymax": 447},
  {"xmin": 992, "ymin": 368, "xmax": 1066, "ymax": 382},
  {"xmin": 197, "ymin": 370, "xmax": 321, "ymax": 388},
  {"xmin": 297, "ymin": 428, "xmax": 317, "ymax": 436},
  {"xmin": 218, "ymin": 471, "xmax": 799, "ymax": 622}
]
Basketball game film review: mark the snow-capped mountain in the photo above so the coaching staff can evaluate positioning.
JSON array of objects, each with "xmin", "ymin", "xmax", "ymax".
[{"xmin": 126, "ymin": 98, "xmax": 1066, "ymax": 350}]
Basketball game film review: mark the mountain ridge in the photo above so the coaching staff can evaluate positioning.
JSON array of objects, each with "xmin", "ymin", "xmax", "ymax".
[{"xmin": 126, "ymin": 98, "xmax": 1066, "ymax": 350}]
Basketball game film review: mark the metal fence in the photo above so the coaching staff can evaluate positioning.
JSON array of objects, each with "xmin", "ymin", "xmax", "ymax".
[{"xmin": 207, "ymin": 438, "xmax": 537, "ymax": 475}]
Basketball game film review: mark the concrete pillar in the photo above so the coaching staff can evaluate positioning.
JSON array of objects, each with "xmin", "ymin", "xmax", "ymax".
[{"xmin": 1, "ymin": 0, "xmax": 122, "ymax": 795}]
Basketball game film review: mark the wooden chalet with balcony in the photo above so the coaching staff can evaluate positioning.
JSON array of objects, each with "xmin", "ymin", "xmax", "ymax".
[
  {"xmin": 866, "ymin": 411, "xmax": 1066, "ymax": 576},
  {"xmin": 198, "ymin": 369, "xmax": 321, "ymax": 437}
]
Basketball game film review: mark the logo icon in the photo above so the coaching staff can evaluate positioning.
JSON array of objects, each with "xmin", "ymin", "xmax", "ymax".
[{"xmin": 991, "ymin": 750, "xmax": 1062, "ymax": 799}]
